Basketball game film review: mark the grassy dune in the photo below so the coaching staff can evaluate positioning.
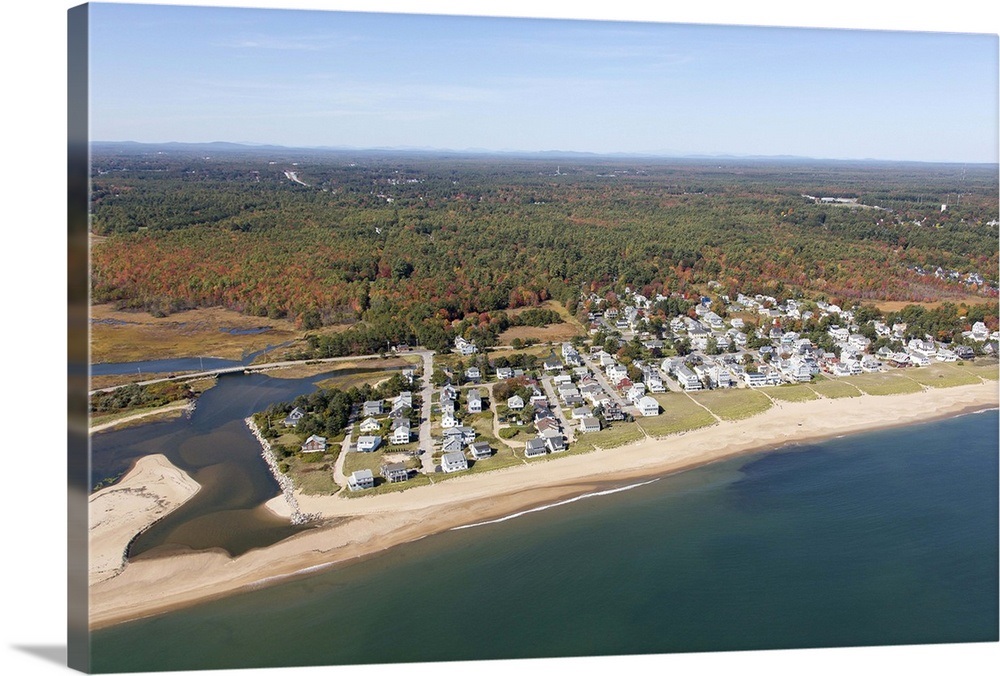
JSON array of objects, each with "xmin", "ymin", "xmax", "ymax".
[{"xmin": 690, "ymin": 388, "xmax": 773, "ymax": 420}]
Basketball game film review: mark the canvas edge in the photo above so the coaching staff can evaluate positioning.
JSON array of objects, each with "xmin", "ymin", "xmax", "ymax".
[{"xmin": 68, "ymin": 3, "xmax": 91, "ymax": 673}]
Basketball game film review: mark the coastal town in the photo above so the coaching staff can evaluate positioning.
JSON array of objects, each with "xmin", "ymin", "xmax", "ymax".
[{"xmin": 247, "ymin": 288, "xmax": 1000, "ymax": 504}]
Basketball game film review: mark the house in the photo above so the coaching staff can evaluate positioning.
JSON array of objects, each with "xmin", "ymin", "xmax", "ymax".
[
  {"xmin": 971, "ymin": 321, "xmax": 990, "ymax": 341},
  {"xmin": 348, "ymin": 469, "xmax": 374, "ymax": 491},
  {"xmin": 283, "ymin": 407, "xmax": 305, "ymax": 427},
  {"xmin": 507, "ymin": 394, "xmax": 525, "ymax": 410},
  {"xmin": 626, "ymin": 383, "xmax": 647, "ymax": 403},
  {"xmin": 637, "ymin": 396, "xmax": 659, "ymax": 417},
  {"xmin": 606, "ymin": 363, "xmax": 628, "ymax": 382},
  {"xmin": 363, "ymin": 400, "xmax": 383, "ymax": 417},
  {"xmin": 645, "ymin": 374, "xmax": 666, "ymax": 393},
  {"xmin": 603, "ymin": 402, "xmax": 625, "ymax": 421},
  {"xmin": 676, "ymin": 365, "xmax": 701, "ymax": 391},
  {"xmin": 546, "ymin": 436, "xmax": 566, "ymax": 452},
  {"xmin": 358, "ymin": 417, "xmax": 381, "ymax": 433},
  {"xmin": 356, "ymin": 435, "xmax": 382, "ymax": 453},
  {"xmin": 445, "ymin": 426, "xmax": 477, "ymax": 444},
  {"xmin": 543, "ymin": 354, "xmax": 563, "ymax": 372},
  {"xmin": 381, "ymin": 462, "xmax": 409, "ymax": 483},
  {"xmin": 441, "ymin": 451, "xmax": 469, "ymax": 473},
  {"xmin": 571, "ymin": 406, "xmax": 593, "ymax": 420},
  {"xmin": 496, "ymin": 367, "xmax": 514, "ymax": 380},
  {"xmin": 744, "ymin": 371, "xmax": 767, "ymax": 388},
  {"xmin": 467, "ymin": 389, "xmax": 483, "ymax": 413},
  {"xmin": 300, "ymin": 434, "xmax": 327, "ymax": 453},
  {"xmin": 469, "ymin": 441, "xmax": 492, "ymax": 460},
  {"xmin": 390, "ymin": 419, "xmax": 411, "ymax": 444},
  {"xmin": 441, "ymin": 435, "xmax": 465, "ymax": 453},
  {"xmin": 441, "ymin": 411, "xmax": 458, "ymax": 428},
  {"xmin": 464, "ymin": 366, "xmax": 482, "ymax": 383},
  {"xmin": 401, "ymin": 368, "xmax": 416, "ymax": 385},
  {"xmin": 936, "ymin": 348, "xmax": 958, "ymax": 362},
  {"xmin": 455, "ymin": 336, "xmax": 477, "ymax": 355},
  {"xmin": 536, "ymin": 417, "xmax": 560, "ymax": 433},
  {"xmin": 579, "ymin": 416, "xmax": 601, "ymax": 433},
  {"xmin": 524, "ymin": 438, "xmax": 547, "ymax": 458}
]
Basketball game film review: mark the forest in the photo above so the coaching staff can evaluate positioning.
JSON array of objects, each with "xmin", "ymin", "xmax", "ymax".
[{"xmin": 90, "ymin": 143, "xmax": 999, "ymax": 353}]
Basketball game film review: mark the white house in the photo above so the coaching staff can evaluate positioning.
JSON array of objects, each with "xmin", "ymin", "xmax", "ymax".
[
  {"xmin": 440, "ymin": 411, "xmax": 459, "ymax": 428},
  {"xmin": 579, "ymin": 416, "xmax": 601, "ymax": 433},
  {"xmin": 283, "ymin": 407, "xmax": 305, "ymax": 427},
  {"xmin": 637, "ymin": 395, "xmax": 659, "ymax": 417},
  {"xmin": 441, "ymin": 451, "xmax": 469, "ymax": 473},
  {"xmin": 506, "ymin": 394, "xmax": 525, "ymax": 410},
  {"xmin": 356, "ymin": 436, "xmax": 382, "ymax": 453},
  {"xmin": 455, "ymin": 336, "xmax": 477, "ymax": 355},
  {"xmin": 390, "ymin": 419, "xmax": 411, "ymax": 445},
  {"xmin": 362, "ymin": 400, "xmax": 383, "ymax": 417},
  {"xmin": 467, "ymin": 389, "xmax": 483, "ymax": 413},
  {"xmin": 358, "ymin": 417, "xmax": 380, "ymax": 433},
  {"xmin": 676, "ymin": 365, "xmax": 701, "ymax": 391},
  {"xmin": 348, "ymin": 469, "xmax": 374, "ymax": 491}
]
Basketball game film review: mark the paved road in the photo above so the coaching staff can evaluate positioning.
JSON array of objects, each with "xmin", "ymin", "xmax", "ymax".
[
  {"xmin": 540, "ymin": 375, "xmax": 576, "ymax": 444},
  {"xmin": 579, "ymin": 353, "xmax": 629, "ymax": 409},
  {"xmin": 332, "ymin": 413, "xmax": 356, "ymax": 488},
  {"xmin": 89, "ymin": 353, "xmax": 390, "ymax": 395},
  {"xmin": 415, "ymin": 349, "xmax": 438, "ymax": 474}
]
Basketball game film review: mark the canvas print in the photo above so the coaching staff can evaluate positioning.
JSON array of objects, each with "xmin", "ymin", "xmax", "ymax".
[{"xmin": 72, "ymin": 2, "xmax": 999, "ymax": 673}]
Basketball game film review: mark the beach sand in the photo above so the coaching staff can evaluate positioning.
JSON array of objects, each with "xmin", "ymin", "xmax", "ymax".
[
  {"xmin": 88, "ymin": 454, "xmax": 201, "ymax": 586},
  {"xmin": 87, "ymin": 381, "xmax": 998, "ymax": 629}
]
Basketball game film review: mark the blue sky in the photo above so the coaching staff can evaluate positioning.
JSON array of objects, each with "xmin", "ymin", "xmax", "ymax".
[{"xmin": 88, "ymin": 2, "xmax": 999, "ymax": 162}]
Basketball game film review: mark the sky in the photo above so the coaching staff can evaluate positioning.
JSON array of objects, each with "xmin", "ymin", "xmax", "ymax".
[{"xmin": 85, "ymin": 1, "xmax": 999, "ymax": 163}]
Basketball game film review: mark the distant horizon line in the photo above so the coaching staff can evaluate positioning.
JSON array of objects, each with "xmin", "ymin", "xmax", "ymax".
[{"xmin": 89, "ymin": 140, "xmax": 998, "ymax": 166}]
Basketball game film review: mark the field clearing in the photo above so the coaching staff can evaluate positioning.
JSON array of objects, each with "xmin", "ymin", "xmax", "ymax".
[
  {"xmin": 849, "ymin": 372, "xmax": 924, "ymax": 396},
  {"xmin": 498, "ymin": 323, "xmax": 584, "ymax": 345},
  {"xmin": 766, "ymin": 385, "xmax": 820, "ymax": 403},
  {"xmin": 807, "ymin": 379, "xmax": 863, "ymax": 399},
  {"xmin": 874, "ymin": 296, "xmax": 994, "ymax": 313},
  {"xmin": 690, "ymin": 388, "xmax": 773, "ymax": 421},
  {"xmin": 499, "ymin": 300, "xmax": 586, "ymax": 345},
  {"xmin": 639, "ymin": 393, "xmax": 717, "ymax": 436},
  {"xmin": 90, "ymin": 304, "xmax": 301, "ymax": 363},
  {"xmin": 904, "ymin": 363, "xmax": 983, "ymax": 388}
]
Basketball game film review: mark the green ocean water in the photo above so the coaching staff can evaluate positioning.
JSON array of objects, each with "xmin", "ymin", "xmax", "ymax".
[{"xmin": 90, "ymin": 411, "xmax": 999, "ymax": 672}]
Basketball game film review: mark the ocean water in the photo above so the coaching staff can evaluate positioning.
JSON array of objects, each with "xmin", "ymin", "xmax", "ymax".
[{"xmin": 90, "ymin": 411, "xmax": 999, "ymax": 672}]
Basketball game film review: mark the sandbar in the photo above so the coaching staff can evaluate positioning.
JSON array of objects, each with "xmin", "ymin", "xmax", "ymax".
[
  {"xmin": 87, "ymin": 380, "xmax": 998, "ymax": 629},
  {"xmin": 88, "ymin": 454, "xmax": 201, "ymax": 586}
]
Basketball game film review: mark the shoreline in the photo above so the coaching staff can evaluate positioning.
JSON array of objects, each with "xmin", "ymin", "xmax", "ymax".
[{"xmin": 87, "ymin": 381, "xmax": 999, "ymax": 630}]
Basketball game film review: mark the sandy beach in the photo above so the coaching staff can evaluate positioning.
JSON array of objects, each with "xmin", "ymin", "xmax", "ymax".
[
  {"xmin": 88, "ymin": 454, "xmax": 201, "ymax": 586},
  {"xmin": 87, "ymin": 380, "xmax": 998, "ymax": 629}
]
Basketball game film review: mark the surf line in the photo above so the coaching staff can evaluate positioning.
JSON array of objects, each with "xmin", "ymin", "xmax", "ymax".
[{"xmin": 451, "ymin": 477, "xmax": 662, "ymax": 531}]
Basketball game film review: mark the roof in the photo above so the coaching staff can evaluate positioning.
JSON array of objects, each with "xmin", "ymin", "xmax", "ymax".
[
  {"xmin": 442, "ymin": 451, "xmax": 467, "ymax": 464},
  {"xmin": 352, "ymin": 469, "xmax": 373, "ymax": 480}
]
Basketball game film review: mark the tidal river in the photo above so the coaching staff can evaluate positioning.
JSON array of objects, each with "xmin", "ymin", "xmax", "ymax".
[{"xmin": 91, "ymin": 366, "xmax": 377, "ymax": 557}]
